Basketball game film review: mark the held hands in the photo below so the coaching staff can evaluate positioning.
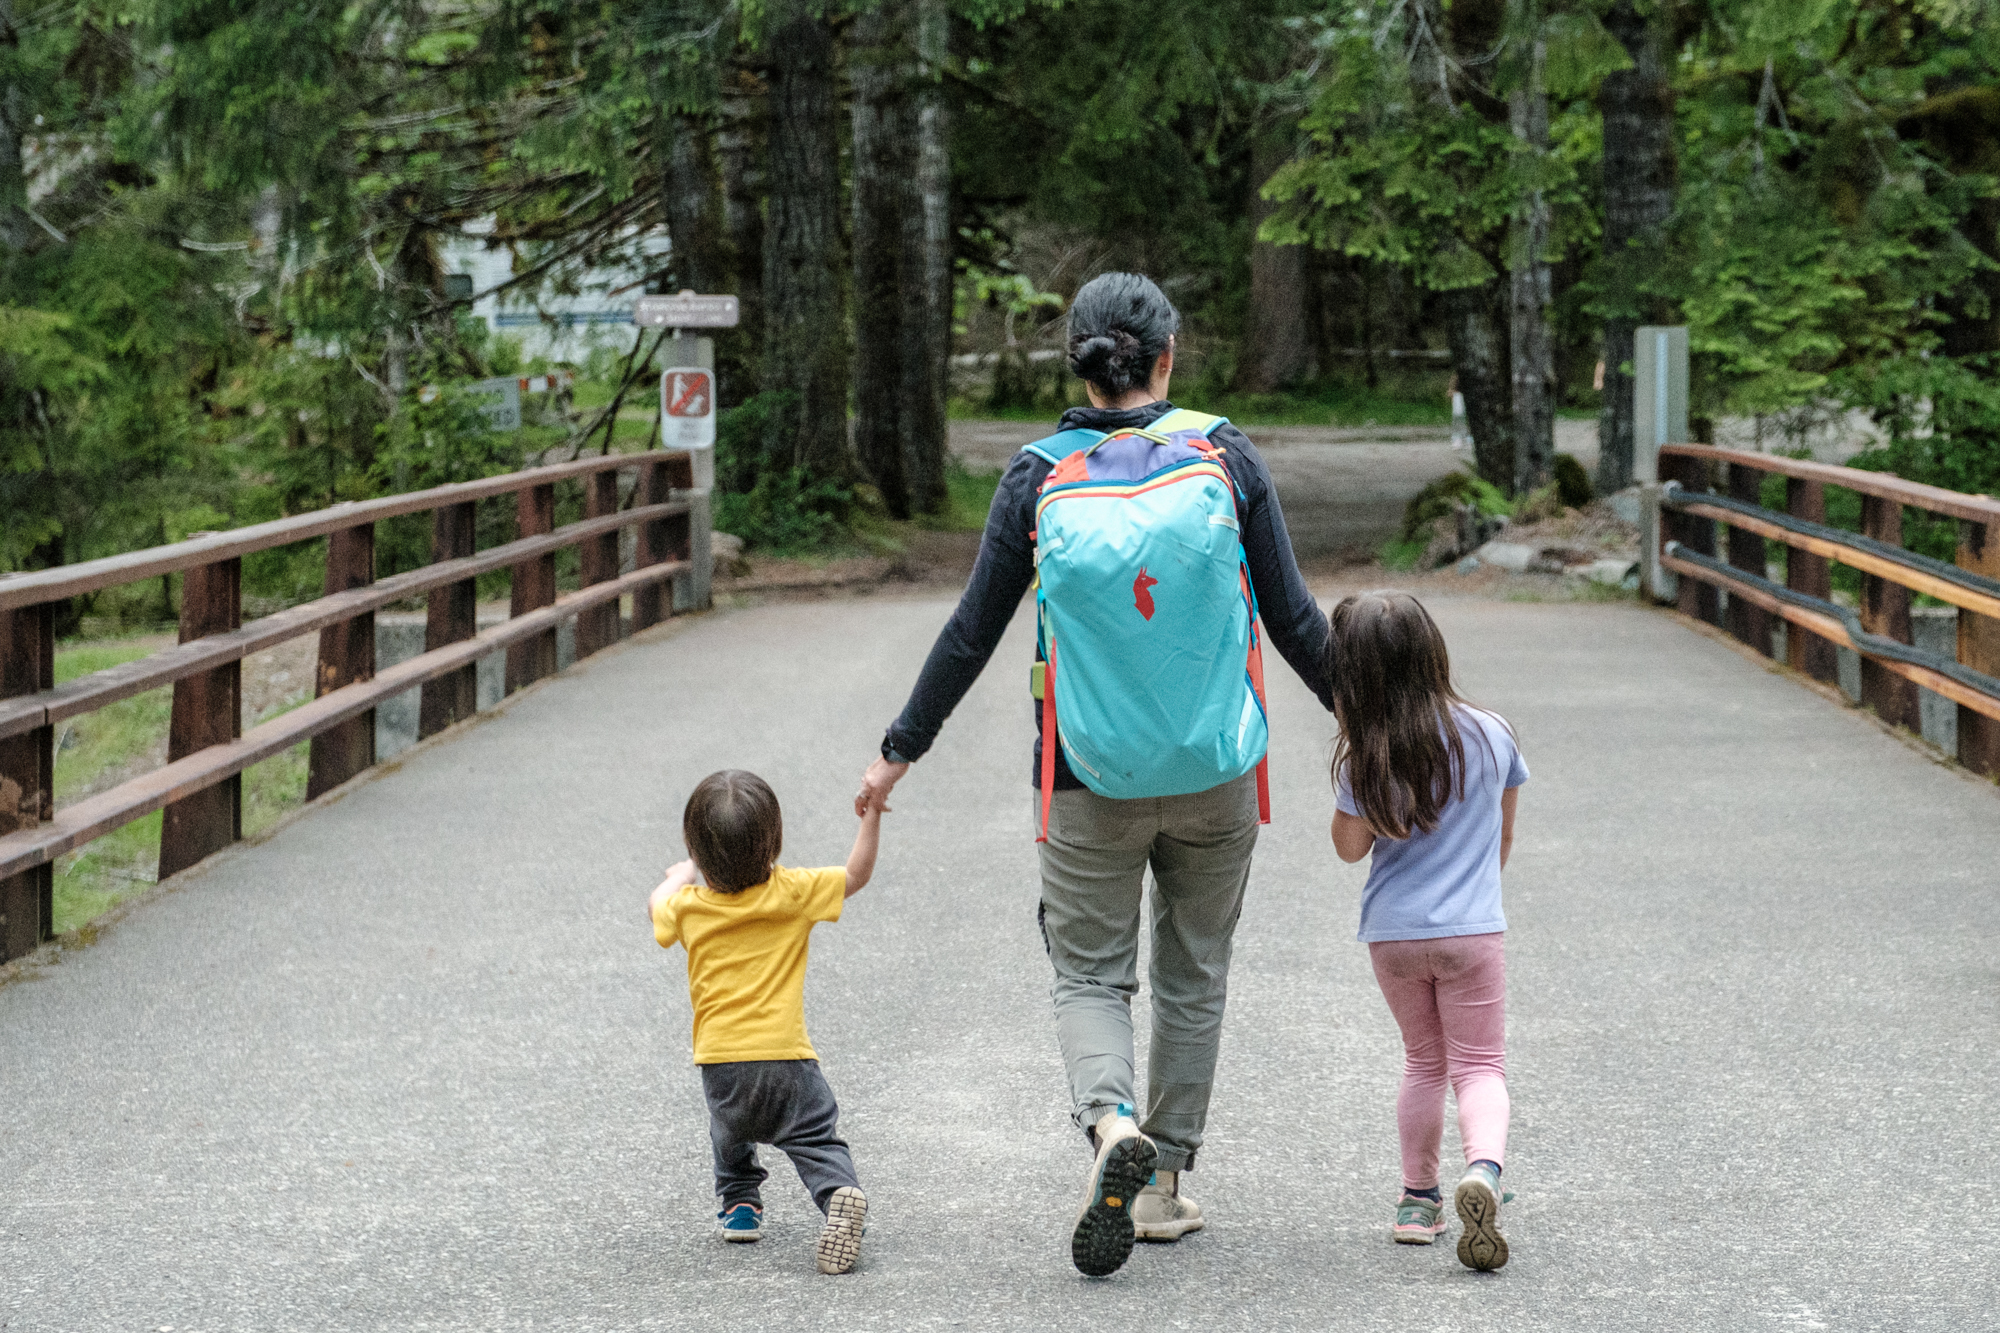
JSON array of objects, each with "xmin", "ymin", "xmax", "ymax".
[{"xmin": 855, "ymin": 756, "xmax": 907, "ymax": 818}]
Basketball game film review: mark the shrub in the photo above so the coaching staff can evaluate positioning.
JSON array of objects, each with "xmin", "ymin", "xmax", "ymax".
[
  {"xmin": 1402, "ymin": 470, "xmax": 1512, "ymax": 541},
  {"xmin": 1553, "ymin": 453, "xmax": 1592, "ymax": 508}
]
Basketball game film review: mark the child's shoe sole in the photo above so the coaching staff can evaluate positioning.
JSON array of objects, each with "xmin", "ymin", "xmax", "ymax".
[
  {"xmin": 1454, "ymin": 1175, "xmax": 1509, "ymax": 1271},
  {"xmin": 1070, "ymin": 1134, "xmax": 1157, "ymax": 1277},
  {"xmin": 1392, "ymin": 1224, "xmax": 1444, "ymax": 1245},
  {"xmin": 815, "ymin": 1187, "xmax": 867, "ymax": 1275}
]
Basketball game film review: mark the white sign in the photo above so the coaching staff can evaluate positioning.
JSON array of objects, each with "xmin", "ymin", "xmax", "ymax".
[
  {"xmin": 661, "ymin": 367, "xmax": 717, "ymax": 448},
  {"xmin": 634, "ymin": 290, "xmax": 740, "ymax": 328}
]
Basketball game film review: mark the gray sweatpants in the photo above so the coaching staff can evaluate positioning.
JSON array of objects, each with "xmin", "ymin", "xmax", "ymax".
[
  {"xmin": 1036, "ymin": 772, "xmax": 1259, "ymax": 1173},
  {"xmin": 701, "ymin": 1059, "xmax": 859, "ymax": 1212}
]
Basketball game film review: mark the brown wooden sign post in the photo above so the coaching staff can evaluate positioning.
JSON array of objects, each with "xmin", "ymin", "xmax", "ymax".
[
  {"xmin": 160, "ymin": 557, "xmax": 242, "ymax": 881},
  {"xmin": 0, "ymin": 602, "xmax": 53, "ymax": 957}
]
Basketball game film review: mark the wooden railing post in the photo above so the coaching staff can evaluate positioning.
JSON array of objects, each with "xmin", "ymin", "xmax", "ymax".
[
  {"xmin": 419, "ymin": 502, "xmax": 478, "ymax": 738},
  {"xmin": 0, "ymin": 601, "xmax": 53, "ymax": 959},
  {"xmin": 1661, "ymin": 453, "xmax": 1719, "ymax": 624},
  {"xmin": 575, "ymin": 470, "xmax": 621, "ymax": 658},
  {"xmin": 1858, "ymin": 495, "xmax": 1922, "ymax": 730},
  {"xmin": 631, "ymin": 457, "xmax": 674, "ymax": 632},
  {"xmin": 1725, "ymin": 462, "xmax": 1774, "ymax": 657},
  {"xmin": 1958, "ymin": 519, "xmax": 2000, "ymax": 776},
  {"xmin": 507, "ymin": 483, "xmax": 558, "ymax": 693},
  {"xmin": 307, "ymin": 522, "xmax": 375, "ymax": 798},
  {"xmin": 1784, "ymin": 478, "xmax": 1839, "ymax": 683},
  {"xmin": 159, "ymin": 557, "xmax": 241, "ymax": 881}
]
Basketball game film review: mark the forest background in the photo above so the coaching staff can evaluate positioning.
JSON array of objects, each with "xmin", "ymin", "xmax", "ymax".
[{"xmin": 0, "ymin": 0, "xmax": 1997, "ymax": 615}]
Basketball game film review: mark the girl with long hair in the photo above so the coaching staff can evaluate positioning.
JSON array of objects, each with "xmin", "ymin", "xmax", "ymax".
[{"xmin": 1327, "ymin": 590, "xmax": 1526, "ymax": 1272}]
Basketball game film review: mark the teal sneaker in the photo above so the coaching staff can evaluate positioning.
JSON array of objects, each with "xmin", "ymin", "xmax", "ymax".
[
  {"xmin": 1392, "ymin": 1191, "xmax": 1446, "ymax": 1244},
  {"xmin": 717, "ymin": 1202, "xmax": 763, "ymax": 1243},
  {"xmin": 1454, "ymin": 1163, "xmax": 1509, "ymax": 1271}
]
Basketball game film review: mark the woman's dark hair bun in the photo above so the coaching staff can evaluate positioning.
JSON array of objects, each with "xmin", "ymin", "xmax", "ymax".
[{"xmin": 1066, "ymin": 273, "xmax": 1180, "ymax": 398}]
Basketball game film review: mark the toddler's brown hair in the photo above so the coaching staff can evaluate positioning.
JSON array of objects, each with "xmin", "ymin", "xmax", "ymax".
[{"xmin": 683, "ymin": 770, "xmax": 783, "ymax": 893}]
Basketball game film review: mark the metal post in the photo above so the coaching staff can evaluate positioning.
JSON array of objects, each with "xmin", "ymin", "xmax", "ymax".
[
  {"xmin": 160, "ymin": 558, "xmax": 242, "ymax": 881},
  {"xmin": 307, "ymin": 522, "xmax": 376, "ymax": 798},
  {"xmin": 0, "ymin": 601, "xmax": 53, "ymax": 959}
]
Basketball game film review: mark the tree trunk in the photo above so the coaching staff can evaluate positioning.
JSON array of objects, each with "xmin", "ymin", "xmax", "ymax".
[
  {"xmin": 899, "ymin": 0, "xmax": 950, "ymax": 516},
  {"xmin": 761, "ymin": 3, "xmax": 850, "ymax": 481},
  {"xmin": 851, "ymin": 0, "xmax": 910, "ymax": 515},
  {"xmin": 1508, "ymin": 2, "xmax": 1554, "ymax": 494},
  {"xmin": 664, "ymin": 111, "xmax": 727, "ymax": 296},
  {"xmin": 1596, "ymin": 0, "xmax": 1676, "ymax": 494},
  {"xmin": 717, "ymin": 73, "xmax": 767, "ymax": 409},
  {"xmin": 1444, "ymin": 281, "xmax": 1514, "ymax": 492},
  {"xmin": 0, "ymin": 0, "xmax": 31, "ymax": 256},
  {"xmin": 1241, "ymin": 129, "xmax": 1318, "ymax": 393}
]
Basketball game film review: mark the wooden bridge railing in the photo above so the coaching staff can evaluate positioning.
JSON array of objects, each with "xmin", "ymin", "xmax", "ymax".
[
  {"xmin": 0, "ymin": 448, "xmax": 707, "ymax": 962},
  {"xmin": 1649, "ymin": 443, "xmax": 2000, "ymax": 777}
]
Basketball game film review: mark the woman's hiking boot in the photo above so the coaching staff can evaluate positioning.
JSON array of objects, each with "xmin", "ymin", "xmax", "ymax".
[
  {"xmin": 815, "ymin": 1187, "xmax": 867, "ymax": 1275},
  {"xmin": 1071, "ymin": 1105, "xmax": 1157, "ymax": 1276},
  {"xmin": 1453, "ymin": 1162, "xmax": 1509, "ymax": 1271},
  {"xmin": 1392, "ymin": 1191, "xmax": 1447, "ymax": 1244},
  {"xmin": 1132, "ymin": 1169, "xmax": 1205, "ymax": 1242}
]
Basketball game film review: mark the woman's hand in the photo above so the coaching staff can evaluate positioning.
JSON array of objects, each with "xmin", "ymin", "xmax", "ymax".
[{"xmin": 856, "ymin": 756, "xmax": 909, "ymax": 817}]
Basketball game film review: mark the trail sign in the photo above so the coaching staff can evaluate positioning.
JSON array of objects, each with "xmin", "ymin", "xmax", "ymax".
[
  {"xmin": 634, "ymin": 290, "xmax": 740, "ymax": 329},
  {"xmin": 662, "ymin": 367, "xmax": 716, "ymax": 448}
]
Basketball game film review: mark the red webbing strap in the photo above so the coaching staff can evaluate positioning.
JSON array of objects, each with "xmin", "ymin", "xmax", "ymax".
[{"xmin": 1038, "ymin": 642, "xmax": 1058, "ymax": 843}]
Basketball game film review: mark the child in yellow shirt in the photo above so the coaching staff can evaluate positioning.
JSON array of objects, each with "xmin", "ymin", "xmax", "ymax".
[{"xmin": 648, "ymin": 769, "xmax": 883, "ymax": 1275}]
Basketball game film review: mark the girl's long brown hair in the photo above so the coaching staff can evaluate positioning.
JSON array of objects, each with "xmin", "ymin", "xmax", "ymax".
[{"xmin": 1326, "ymin": 591, "xmax": 1484, "ymax": 840}]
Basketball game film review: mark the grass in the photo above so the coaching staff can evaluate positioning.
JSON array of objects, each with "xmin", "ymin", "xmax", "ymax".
[{"xmin": 48, "ymin": 637, "xmax": 315, "ymax": 938}]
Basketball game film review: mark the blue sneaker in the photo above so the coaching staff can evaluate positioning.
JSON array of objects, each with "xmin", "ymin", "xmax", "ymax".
[{"xmin": 717, "ymin": 1202, "xmax": 763, "ymax": 1243}]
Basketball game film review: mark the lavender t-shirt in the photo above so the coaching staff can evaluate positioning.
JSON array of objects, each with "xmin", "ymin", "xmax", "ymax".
[{"xmin": 1335, "ymin": 705, "xmax": 1527, "ymax": 943}]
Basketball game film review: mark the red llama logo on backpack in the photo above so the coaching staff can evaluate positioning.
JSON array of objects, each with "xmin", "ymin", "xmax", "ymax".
[{"xmin": 1133, "ymin": 567, "xmax": 1159, "ymax": 621}]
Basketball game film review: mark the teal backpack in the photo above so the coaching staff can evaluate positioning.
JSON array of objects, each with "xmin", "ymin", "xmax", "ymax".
[{"xmin": 1026, "ymin": 408, "xmax": 1271, "ymax": 840}]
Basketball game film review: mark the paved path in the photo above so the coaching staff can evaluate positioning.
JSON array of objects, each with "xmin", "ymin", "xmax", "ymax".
[
  {"xmin": 950, "ymin": 419, "xmax": 1600, "ymax": 558},
  {"xmin": 3, "ymin": 592, "xmax": 1997, "ymax": 1331}
]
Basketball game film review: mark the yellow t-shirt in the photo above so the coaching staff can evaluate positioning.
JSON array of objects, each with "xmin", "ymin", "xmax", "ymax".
[{"xmin": 651, "ymin": 864, "xmax": 845, "ymax": 1064}]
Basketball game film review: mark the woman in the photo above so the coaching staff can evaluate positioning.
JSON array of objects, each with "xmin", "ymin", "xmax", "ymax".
[{"xmin": 855, "ymin": 272, "xmax": 1334, "ymax": 1275}]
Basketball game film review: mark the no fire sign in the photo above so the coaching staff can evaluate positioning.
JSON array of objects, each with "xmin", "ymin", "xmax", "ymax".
[{"xmin": 661, "ymin": 367, "xmax": 716, "ymax": 449}]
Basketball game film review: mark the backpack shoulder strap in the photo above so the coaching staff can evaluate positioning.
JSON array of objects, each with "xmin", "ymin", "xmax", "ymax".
[
  {"xmin": 1021, "ymin": 428, "xmax": 1105, "ymax": 466},
  {"xmin": 1147, "ymin": 408, "xmax": 1230, "ymax": 439}
]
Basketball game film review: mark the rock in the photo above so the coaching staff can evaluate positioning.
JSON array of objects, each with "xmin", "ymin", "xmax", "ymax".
[
  {"xmin": 1582, "ymin": 558, "xmax": 1639, "ymax": 587},
  {"xmin": 712, "ymin": 531, "xmax": 750, "ymax": 578},
  {"xmin": 1474, "ymin": 541, "xmax": 1536, "ymax": 573},
  {"xmin": 1606, "ymin": 487, "xmax": 1642, "ymax": 526},
  {"xmin": 1455, "ymin": 556, "xmax": 1482, "ymax": 575}
]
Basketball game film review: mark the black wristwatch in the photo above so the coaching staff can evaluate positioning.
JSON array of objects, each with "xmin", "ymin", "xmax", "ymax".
[{"xmin": 881, "ymin": 738, "xmax": 911, "ymax": 766}]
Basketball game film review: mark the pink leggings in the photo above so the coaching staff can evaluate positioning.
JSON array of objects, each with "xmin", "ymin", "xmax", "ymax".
[{"xmin": 1368, "ymin": 932, "xmax": 1508, "ymax": 1190}]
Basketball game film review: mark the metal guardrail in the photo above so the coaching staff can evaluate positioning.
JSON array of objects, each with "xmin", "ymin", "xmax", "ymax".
[
  {"xmin": 1644, "ymin": 444, "xmax": 2000, "ymax": 777},
  {"xmin": 0, "ymin": 450, "xmax": 712, "ymax": 962}
]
